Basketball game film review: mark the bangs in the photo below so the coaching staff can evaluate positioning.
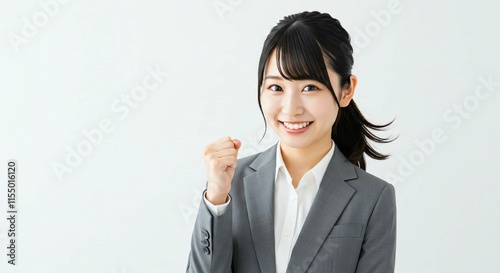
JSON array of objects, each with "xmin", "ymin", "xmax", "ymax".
[{"xmin": 274, "ymin": 23, "xmax": 333, "ymax": 91}]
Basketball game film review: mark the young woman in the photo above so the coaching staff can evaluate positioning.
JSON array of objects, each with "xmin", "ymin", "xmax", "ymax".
[{"xmin": 187, "ymin": 11, "xmax": 396, "ymax": 273}]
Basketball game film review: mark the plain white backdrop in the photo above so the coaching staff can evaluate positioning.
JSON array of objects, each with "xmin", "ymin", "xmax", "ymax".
[{"xmin": 1, "ymin": 0, "xmax": 499, "ymax": 272}]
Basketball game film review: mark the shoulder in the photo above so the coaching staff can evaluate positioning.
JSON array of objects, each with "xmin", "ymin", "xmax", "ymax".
[
  {"xmin": 348, "ymin": 165, "xmax": 396, "ymax": 202},
  {"xmin": 330, "ymin": 147, "xmax": 394, "ymax": 198},
  {"xmin": 352, "ymin": 165, "xmax": 390, "ymax": 188}
]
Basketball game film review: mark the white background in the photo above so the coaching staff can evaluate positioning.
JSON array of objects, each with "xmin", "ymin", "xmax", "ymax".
[{"xmin": 1, "ymin": 0, "xmax": 499, "ymax": 272}]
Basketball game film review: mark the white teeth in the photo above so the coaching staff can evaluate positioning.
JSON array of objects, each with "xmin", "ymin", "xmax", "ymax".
[{"xmin": 283, "ymin": 122, "xmax": 311, "ymax": 130}]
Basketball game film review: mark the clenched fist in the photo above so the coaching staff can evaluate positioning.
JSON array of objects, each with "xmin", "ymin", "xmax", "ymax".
[{"xmin": 204, "ymin": 136, "xmax": 241, "ymax": 205}]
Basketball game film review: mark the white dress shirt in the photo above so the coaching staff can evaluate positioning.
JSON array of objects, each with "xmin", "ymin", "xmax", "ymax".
[{"xmin": 204, "ymin": 140, "xmax": 335, "ymax": 273}]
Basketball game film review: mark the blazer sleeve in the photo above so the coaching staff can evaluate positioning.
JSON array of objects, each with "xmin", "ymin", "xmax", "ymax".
[
  {"xmin": 186, "ymin": 190, "xmax": 233, "ymax": 273},
  {"xmin": 355, "ymin": 183, "xmax": 397, "ymax": 273}
]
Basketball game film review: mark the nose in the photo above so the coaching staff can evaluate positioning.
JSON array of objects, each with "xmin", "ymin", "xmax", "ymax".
[{"xmin": 281, "ymin": 90, "xmax": 304, "ymax": 116}]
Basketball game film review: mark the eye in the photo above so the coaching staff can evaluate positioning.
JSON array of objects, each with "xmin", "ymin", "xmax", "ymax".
[
  {"xmin": 268, "ymin": 85, "xmax": 283, "ymax": 92},
  {"xmin": 303, "ymin": 85, "xmax": 319, "ymax": 92}
]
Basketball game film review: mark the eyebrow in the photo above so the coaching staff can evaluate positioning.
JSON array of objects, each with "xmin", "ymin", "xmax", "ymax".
[{"xmin": 264, "ymin": 75, "xmax": 283, "ymax": 80}]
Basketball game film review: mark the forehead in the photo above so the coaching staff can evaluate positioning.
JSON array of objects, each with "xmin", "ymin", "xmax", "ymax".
[
  {"xmin": 264, "ymin": 48, "xmax": 340, "ymax": 85},
  {"xmin": 264, "ymin": 49, "xmax": 280, "ymax": 72}
]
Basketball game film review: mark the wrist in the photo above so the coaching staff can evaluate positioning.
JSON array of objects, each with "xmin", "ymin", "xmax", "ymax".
[{"xmin": 205, "ymin": 189, "xmax": 229, "ymax": 205}]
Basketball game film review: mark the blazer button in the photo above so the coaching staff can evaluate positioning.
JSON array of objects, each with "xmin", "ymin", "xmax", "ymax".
[
  {"xmin": 202, "ymin": 246, "xmax": 210, "ymax": 255},
  {"xmin": 202, "ymin": 229, "xmax": 210, "ymax": 240},
  {"xmin": 201, "ymin": 239, "xmax": 210, "ymax": 247}
]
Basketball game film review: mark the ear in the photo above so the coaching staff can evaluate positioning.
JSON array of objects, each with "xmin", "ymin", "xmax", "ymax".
[{"xmin": 339, "ymin": 75, "xmax": 357, "ymax": 108}]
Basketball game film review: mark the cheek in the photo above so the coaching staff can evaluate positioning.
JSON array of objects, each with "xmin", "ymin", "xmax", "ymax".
[
  {"xmin": 260, "ymin": 96, "xmax": 279, "ymax": 118},
  {"xmin": 308, "ymin": 99, "xmax": 338, "ymax": 124}
]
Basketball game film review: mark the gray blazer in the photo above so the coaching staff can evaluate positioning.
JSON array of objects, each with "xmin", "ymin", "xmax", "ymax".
[{"xmin": 186, "ymin": 143, "xmax": 396, "ymax": 273}]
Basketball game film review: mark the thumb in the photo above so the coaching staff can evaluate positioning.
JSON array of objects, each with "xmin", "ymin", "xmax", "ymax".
[{"xmin": 232, "ymin": 139, "xmax": 241, "ymax": 150}]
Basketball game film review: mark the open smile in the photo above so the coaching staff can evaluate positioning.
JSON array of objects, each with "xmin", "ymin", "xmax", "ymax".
[{"xmin": 278, "ymin": 120, "xmax": 314, "ymax": 130}]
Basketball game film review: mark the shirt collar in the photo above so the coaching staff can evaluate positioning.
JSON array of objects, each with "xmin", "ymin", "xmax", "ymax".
[{"xmin": 274, "ymin": 139, "xmax": 335, "ymax": 189}]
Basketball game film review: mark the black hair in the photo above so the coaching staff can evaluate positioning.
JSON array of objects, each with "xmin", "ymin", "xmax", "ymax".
[{"xmin": 257, "ymin": 11, "xmax": 395, "ymax": 170}]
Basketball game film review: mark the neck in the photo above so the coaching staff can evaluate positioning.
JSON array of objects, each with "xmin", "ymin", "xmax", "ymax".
[{"xmin": 280, "ymin": 138, "xmax": 333, "ymax": 172}]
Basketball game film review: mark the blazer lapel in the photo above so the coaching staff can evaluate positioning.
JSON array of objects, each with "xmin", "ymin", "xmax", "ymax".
[
  {"xmin": 243, "ymin": 143, "xmax": 278, "ymax": 273},
  {"xmin": 286, "ymin": 148, "xmax": 358, "ymax": 273}
]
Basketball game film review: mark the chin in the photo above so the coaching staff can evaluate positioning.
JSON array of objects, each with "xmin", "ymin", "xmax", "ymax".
[{"xmin": 278, "ymin": 137, "xmax": 315, "ymax": 149}]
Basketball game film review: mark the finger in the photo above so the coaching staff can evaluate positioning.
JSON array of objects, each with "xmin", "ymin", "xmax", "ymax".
[
  {"xmin": 213, "ymin": 136, "xmax": 232, "ymax": 144},
  {"xmin": 210, "ymin": 139, "xmax": 238, "ymax": 152},
  {"xmin": 232, "ymin": 139, "xmax": 241, "ymax": 150},
  {"xmin": 205, "ymin": 138, "xmax": 235, "ymax": 154},
  {"xmin": 211, "ymin": 156, "xmax": 237, "ymax": 172},
  {"xmin": 211, "ymin": 148, "xmax": 239, "ymax": 159}
]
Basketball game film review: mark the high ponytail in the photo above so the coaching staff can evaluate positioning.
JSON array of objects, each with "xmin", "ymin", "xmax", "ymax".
[{"xmin": 257, "ymin": 11, "xmax": 395, "ymax": 170}]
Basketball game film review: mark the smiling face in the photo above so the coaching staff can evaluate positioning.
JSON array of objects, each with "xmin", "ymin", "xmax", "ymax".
[{"xmin": 260, "ymin": 49, "xmax": 343, "ymax": 152}]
